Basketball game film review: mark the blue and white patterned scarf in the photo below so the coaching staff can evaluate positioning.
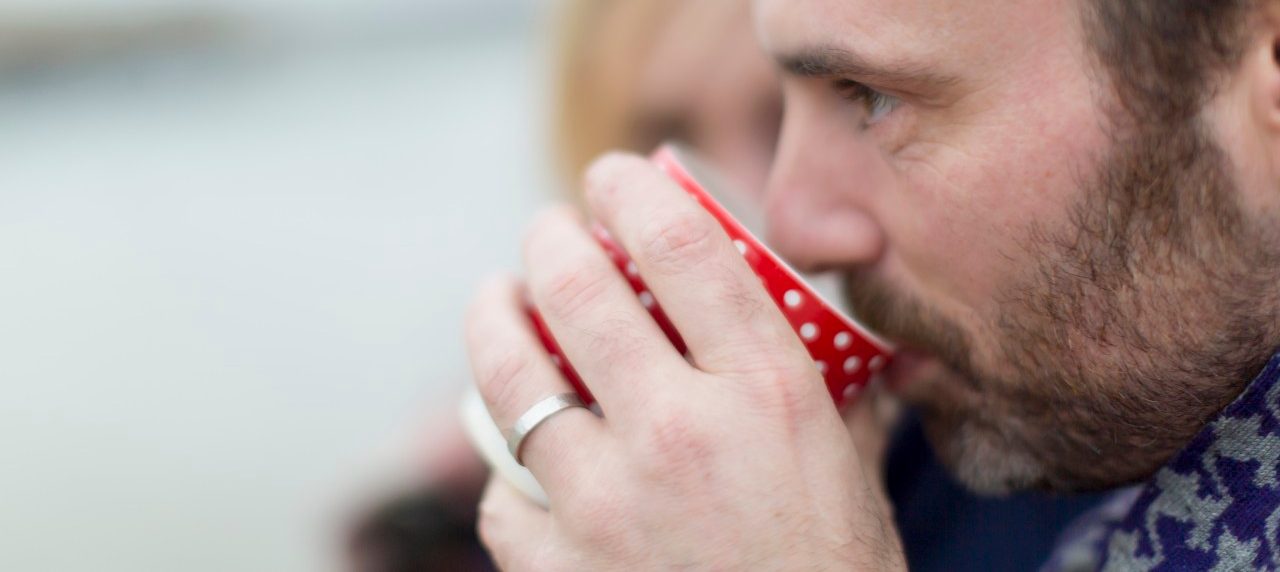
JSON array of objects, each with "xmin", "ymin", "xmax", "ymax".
[{"xmin": 1043, "ymin": 354, "xmax": 1280, "ymax": 571}]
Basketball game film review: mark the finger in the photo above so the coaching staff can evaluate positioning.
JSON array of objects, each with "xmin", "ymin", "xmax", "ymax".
[
  {"xmin": 842, "ymin": 391, "xmax": 894, "ymax": 472},
  {"xmin": 465, "ymin": 274, "xmax": 605, "ymax": 491},
  {"xmin": 477, "ymin": 476, "xmax": 559, "ymax": 571},
  {"xmin": 841, "ymin": 384, "xmax": 901, "ymax": 513},
  {"xmin": 584, "ymin": 153, "xmax": 810, "ymax": 378},
  {"xmin": 522, "ymin": 206, "xmax": 689, "ymax": 422}
]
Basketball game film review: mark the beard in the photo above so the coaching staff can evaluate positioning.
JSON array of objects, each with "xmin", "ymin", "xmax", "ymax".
[{"xmin": 843, "ymin": 116, "xmax": 1280, "ymax": 495}]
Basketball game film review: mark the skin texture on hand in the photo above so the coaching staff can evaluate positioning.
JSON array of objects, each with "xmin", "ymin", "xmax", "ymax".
[{"xmin": 465, "ymin": 153, "xmax": 906, "ymax": 571}]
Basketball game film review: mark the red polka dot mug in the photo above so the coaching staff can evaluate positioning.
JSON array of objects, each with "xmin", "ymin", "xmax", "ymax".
[
  {"xmin": 528, "ymin": 145, "xmax": 894, "ymax": 411},
  {"xmin": 461, "ymin": 145, "xmax": 895, "ymax": 506}
]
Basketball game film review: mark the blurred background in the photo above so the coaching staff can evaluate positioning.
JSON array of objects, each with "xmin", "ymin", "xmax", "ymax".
[{"xmin": 0, "ymin": 1, "xmax": 551, "ymax": 569}]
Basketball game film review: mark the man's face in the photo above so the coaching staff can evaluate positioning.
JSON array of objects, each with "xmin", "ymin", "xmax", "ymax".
[{"xmin": 755, "ymin": 0, "xmax": 1278, "ymax": 492}]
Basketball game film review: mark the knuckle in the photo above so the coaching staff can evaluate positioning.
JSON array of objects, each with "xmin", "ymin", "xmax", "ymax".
[
  {"xmin": 733, "ymin": 365, "xmax": 827, "ymax": 430},
  {"xmin": 475, "ymin": 503, "xmax": 504, "ymax": 550},
  {"xmin": 538, "ymin": 263, "xmax": 615, "ymax": 321},
  {"xmin": 476, "ymin": 347, "xmax": 534, "ymax": 413},
  {"xmin": 636, "ymin": 209, "xmax": 719, "ymax": 273},
  {"xmin": 704, "ymin": 338, "xmax": 799, "ymax": 376},
  {"xmin": 632, "ymin": 405, "xmax": 717, "ymax": 480},
  {"xmin": 725, "ymin": 284, "xmax": 767, "ymax": 319},
  {"xmin": 708, "ymin": 263, "xmax": 769, "ymax": 320},
  {"xmin": 583, "ymin": 314, "xmax": 651, "ymax": 369},
  {"xmin": 477, "ymin": 494, "xmax": 545, "ymax": 571}
]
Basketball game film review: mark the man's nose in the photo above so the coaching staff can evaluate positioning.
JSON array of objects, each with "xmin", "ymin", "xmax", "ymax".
[{"xmin": 763, "ymin": 129, "xmax": 885, "ymax": 274}]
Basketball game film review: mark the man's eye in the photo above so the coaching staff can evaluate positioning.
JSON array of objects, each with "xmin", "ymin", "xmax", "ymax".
[{"xmin": 834, "ymin": 80, "xmax": 901, "ymax": 127}]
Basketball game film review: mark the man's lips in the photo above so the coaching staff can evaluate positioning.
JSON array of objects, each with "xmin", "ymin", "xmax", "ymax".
[
  {"xmin": 881, "ymin": 347, "xmax": 935, "ymax": 395},
  {"xmin": 880, "ymin": 346, "xmax": 984, "ymax": 411}
]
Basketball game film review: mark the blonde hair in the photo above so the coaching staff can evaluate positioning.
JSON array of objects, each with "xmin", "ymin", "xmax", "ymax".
[{"xmin": 549, "ymin": 0, "xmax": 682, "ymax": 184}]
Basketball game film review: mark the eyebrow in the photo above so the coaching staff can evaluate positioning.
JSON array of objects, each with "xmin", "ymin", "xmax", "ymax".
[{"xmin": 777, "ymin": 46, "xmax": 959, "ymax": 89}]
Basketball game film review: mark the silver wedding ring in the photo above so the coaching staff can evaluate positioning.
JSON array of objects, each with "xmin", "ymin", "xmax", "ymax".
[{"xmin": 504, "ymin": 392, "xmax": 588, "ymax": 466}]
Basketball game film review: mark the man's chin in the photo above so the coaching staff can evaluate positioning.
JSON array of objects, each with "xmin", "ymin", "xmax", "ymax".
[
  {"xmin": 927, "ymin": 416, "xmax": 1050, "ymax": 495},
  {"xmin": 881, "ymin": 349, "xmax": 1051, "ymax": 495}
]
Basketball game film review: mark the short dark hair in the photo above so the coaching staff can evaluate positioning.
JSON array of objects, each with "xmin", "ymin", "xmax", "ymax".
[{"xmin": 1085, "ymin": 0, "xmax": 1258, "ymax": 123}]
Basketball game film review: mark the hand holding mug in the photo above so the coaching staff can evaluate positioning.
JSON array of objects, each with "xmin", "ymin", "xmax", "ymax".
[{"xmin": 462, "ymin": 151, "xmax": 905, "ymax": 570}]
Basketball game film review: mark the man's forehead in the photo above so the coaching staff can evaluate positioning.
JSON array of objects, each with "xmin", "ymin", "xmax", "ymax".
[
  {"xmin": 752, "ymin": 0, "xmax": 1064, "ymax": 72},
  {"xmin": 755, "ymin": 0, "xmax": 919, "ymax": 54}
]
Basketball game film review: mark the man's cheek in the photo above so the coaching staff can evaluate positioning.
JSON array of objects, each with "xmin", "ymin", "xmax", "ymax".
[
  {"xmin": 890, "ymin": 156, "xmax": 1048, "ymax": 323},
  {"xmin": 892, "ymin": 146, "xmax": 998, "ymax": 248}
]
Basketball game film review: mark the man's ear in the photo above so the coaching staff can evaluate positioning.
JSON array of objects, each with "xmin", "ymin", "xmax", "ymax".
[
  {"xmin": 1252, "ymin": 6, "xmax": 1280, "ymax": 135},
  {"xmin": 1234, "ymin": 4, "xmax": 1280, "ymax": 202}
]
